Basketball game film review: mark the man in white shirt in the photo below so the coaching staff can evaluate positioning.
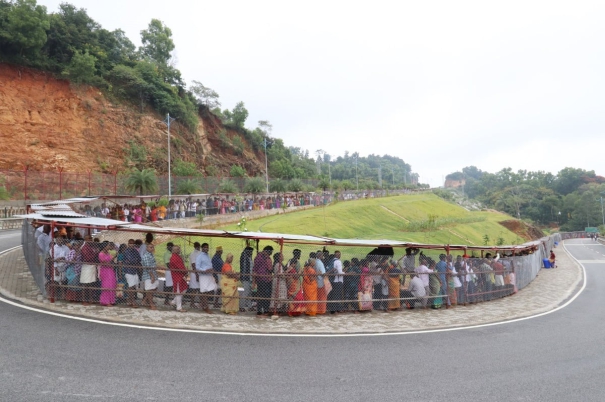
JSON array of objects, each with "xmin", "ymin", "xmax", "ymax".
[
  {"xmin": 187, "ymin": 242, "xmax": 202, "ymax": 308},
  {"xmin": 195, "ymin": 243, "xmax": 215, "ymax": 314},
  {"xmin": 414, "ymin": 256, "xmax": 432, "ymax": 297},
  {"xmin": 51, "ymin": 237, "xmax": 70, "ymax": 300},
  {"xmin": 328, "ymin": 251, "xmax": 344, "ymax": 314},
  {"xmin": 101, "ymin": 203, "xmax": 110, "ymax": 217},
  {"xmin": 406, "ymin": 272, "xmax": 427, "ymax": 308},
  {"xmin": 36, "ymin": 225, "xmax": 51, "ymax": 266},
  {"xmin": 398, "ymin": 247, "xmax": 420, "ymax": 271}
]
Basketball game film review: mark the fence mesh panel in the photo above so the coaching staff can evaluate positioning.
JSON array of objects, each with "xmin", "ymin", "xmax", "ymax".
[{"xmin": 23, "ymin": 220, "xmax": 559, "ymax": 315}]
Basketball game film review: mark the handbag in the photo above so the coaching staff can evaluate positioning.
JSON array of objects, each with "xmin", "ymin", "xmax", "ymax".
[
  {"xmin": 358, "ymin": 291, "xmax": 372, "ymax": 310},
  {"xmin": 323, "ymin": 277, "xmax": 332, "ymax": 295}
]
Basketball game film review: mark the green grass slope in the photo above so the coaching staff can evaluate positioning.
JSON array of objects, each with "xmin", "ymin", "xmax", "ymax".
[{"xmin": 220, "ymin": 193, "xmax": 526, "ymax": 246}]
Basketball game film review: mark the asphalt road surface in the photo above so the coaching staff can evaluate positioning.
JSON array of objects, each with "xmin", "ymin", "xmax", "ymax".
[{"xmin": 1, "ymin": 233, "xmax": 604, "ymax": 402}]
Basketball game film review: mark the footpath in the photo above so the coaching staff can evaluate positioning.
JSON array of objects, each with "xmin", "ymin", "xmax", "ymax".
[{"xmin": 0, "ymin": 245, "xmax": 583, "ymax": 334}]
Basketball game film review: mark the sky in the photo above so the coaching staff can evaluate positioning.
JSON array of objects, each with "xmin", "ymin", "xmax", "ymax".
[{"xmin": 36, "ymin": 0, "xmax": 605, "ymax": 187}]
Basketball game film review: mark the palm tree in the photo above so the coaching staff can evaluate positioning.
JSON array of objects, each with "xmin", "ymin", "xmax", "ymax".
[
  {"xmin": 218, "ymin": 179, "xmax": 238, "ymax": 194},
  {"xmin": 269, "ymin": 179, "xmax": 287, "ymax": 193},
  {"xmin": 288, "ymin": 179, "xmax": 304, "ymax": 192},
  {"xmin": 244, "ymin": 177, "xmax": 265, "ymax": 194},
  {"xmin": 125, "ymin": 168, "xmax": 158, "ymax": 195},
  {"xmin": 176, "ymin": 179, "xmax": 200, "ymax": 195}
]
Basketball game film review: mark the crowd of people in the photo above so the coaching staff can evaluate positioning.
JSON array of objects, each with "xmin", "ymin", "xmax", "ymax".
[
  {"xmin": 75, "ymin": 194, "xmax": 336, "ymax": 223},
  {"xmin": 35, "ymin": 222, "xmax": 521, "ymax": 316}
]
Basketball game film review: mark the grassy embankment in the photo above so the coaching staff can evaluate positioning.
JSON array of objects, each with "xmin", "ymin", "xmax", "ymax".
[{"xmin": 152, "ymin": 193, "xmax": 523, "ymax": 268}]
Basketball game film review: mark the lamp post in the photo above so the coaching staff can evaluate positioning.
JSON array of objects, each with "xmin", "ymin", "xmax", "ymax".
[
  {"xmin": 355, "ymin": 153, "xmax": 359, "ymax": 191},
  {"xmin": 163, "ymin": 113, "xmax": 176, "ymax": 198},
  {"xmin": 600, "ymin": 192, "xmax": 605, "ymax": 227},
  {"xmin": 264, "ymin": 136, "xmax": 269, "ymax": 193}
]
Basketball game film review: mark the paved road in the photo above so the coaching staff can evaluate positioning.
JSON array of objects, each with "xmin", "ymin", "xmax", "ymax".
[{"xmin": 1, "ymin": 233, "xmax": 604, "ymax": 401}]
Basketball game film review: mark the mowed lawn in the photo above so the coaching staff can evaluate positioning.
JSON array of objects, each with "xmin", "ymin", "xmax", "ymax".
[{"xmin": 218, "ymin": 193, "xmax": 523, "ymax": 246}]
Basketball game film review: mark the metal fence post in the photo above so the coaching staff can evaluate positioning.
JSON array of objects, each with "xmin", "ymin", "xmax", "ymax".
[
  {"xmin": 23, "ymin": 165, "xmax": 28, "ymax": 202},
  {"xmin": 58, "ymin": 167, "xmax": 63, "ymax": 200},
  {"xmin": 113, "ymin": 171, "xmax": 117, "ymax": 195}
]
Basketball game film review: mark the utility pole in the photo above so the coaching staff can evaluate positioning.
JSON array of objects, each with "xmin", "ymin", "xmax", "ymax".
[
  {"xmin": 259, "ymin": 120, "xmax": 272, "ymax": 193},
  {"xmin": 600, "ymin": 192, "xmax": 605, "ymax": 227},
  {"xmin": 264, "ymin": 137, "xmax": 269, "ymax": 192},
  {"xmin": 163, "ymin": 113, "xmax": 176, "ymax": 197},
  {"xmin": 355, "ymin": 153, "xmax": 359, "ymax": 191}
]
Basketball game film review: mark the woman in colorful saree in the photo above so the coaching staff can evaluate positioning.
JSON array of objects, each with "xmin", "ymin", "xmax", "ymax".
[
  {"xmin": 286, "ymin": 257, "xmax": 305, "ymax": 316},
  {"xmin": 358, "ymin": 262, "xmax": 373, "ymax": 312},
  {"xmin": 303, "ymin": 259, "xmax": 318, "ymax": 316},
  {"xmin": 386, "ymin": 262, "xmax": 402, "ymax": 311},
  {"xmin": 220, "ymin": 253, "xmax": 239, "ymax": 315},
  {"xmin": 169, "ymin": 245, "xmax": 188, "ymax": 312},
  {"xmin": 270, "ymin": 252, "xmax": 288, "ymax": 314},
  {"xmin": 98, "ymin": 241, "xmax": 116, "ymax": 307}
]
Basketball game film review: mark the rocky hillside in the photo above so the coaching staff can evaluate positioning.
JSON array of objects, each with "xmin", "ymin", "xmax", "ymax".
[{"xmin": 0, "ymin": 63, "xmax": 264, "ymax": 175}]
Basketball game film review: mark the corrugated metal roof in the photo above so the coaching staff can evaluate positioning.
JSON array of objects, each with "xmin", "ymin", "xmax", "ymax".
[
  {"xmin": 15, "ymin": 214, "xmax": 130, "ymax": 228},
  {"xmin": 15, "ymin": 213, "xmax": 544, "ymax": 252},
  {"xmin": 37, "ymin": 210, "xmax": 86, "ymax": 218},
  {"xmin": 32, "ymin": 197, "xmax": 98, "ymax": 206}
]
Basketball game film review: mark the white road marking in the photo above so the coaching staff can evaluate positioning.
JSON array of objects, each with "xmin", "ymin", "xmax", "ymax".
[
  {"xmin": 577, "ymin": 260, "xmax": 605, "ymax": 263},
  {"xmin": 0, "ymin": 243, "xmax": 588, "ymax": 337}
]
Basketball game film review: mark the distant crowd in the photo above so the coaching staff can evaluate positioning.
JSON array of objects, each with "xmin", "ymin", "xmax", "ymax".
[{"xmin": 75, "ymin": 194, "xmax": 334, "ymax": 223}]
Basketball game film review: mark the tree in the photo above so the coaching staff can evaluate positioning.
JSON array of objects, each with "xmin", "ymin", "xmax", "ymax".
[
  {"xmin": 139, "ymin": 18, "xmax": 174, "ymax": 67},
  {"xmin": 190, "ymin": 80, "xmax": 220, "ymax": 108},
  {"xmin": 62, "ymin": 50, "xmax": 97, "ymax": 84},
  {"xmin": 555, "ymin": 167, "xmax": 593, "ymax": 196},
  {"xmin": 230, "ymin": 102, "xmax": 248, "ymax": 128},
  {"xmin": 0, "ymin": 0, "xmax": 49, "ymax": 57},
  {"xmin": 125, "ymin": 168, "xmax": 158, "ymax": 195}
]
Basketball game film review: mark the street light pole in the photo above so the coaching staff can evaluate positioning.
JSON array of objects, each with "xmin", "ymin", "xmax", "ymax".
[
  {"xmin": 163, "ymin": 113, "xmax": 176, "ymax": 198},
  {"xmin": 264, "ymin": 136, "xmax": 269, "ymax": 193},
  {"xmin": 600, "ymin": 192, "xmax": 605, "ymax": 227},
  {"xmin": 355, "ymin": 153, "xmax": 359, "ymax": 191}
]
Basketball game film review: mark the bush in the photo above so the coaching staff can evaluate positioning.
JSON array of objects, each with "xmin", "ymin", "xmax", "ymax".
[
  {"xmin": 229, "ymin": 165, "xmax": 246, "ymax": 178},
  {"xmin": 173, "ymin": 159, "xmax": 200, "ymax": 176},
  {"xmin": 232, "ymin": 135, "xmax": 245, "ymax": 155}
]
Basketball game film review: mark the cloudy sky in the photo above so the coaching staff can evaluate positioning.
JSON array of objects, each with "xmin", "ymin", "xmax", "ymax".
[{"xmin": 37, "ymin": 0, "xmax": 605, "ymax": 187}]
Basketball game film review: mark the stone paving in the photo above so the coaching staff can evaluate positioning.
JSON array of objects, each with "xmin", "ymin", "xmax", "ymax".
[{"xmin": 0, "ymin": 244, "xmax": 583, "ymax": 334}]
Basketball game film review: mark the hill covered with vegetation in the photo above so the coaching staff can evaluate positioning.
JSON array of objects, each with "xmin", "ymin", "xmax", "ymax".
[
  {"xmin": 0, "ymin": 0, "xmax": 422, "ymax": 194},
  {"xmin": 442, "ymin": 166, "xmax": 605, "ymax": 233}
]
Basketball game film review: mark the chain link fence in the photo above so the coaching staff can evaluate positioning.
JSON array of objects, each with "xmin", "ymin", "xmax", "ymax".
[{"xmin": 23, "ymin": 219, "xmax": 560, "ymax": 315}]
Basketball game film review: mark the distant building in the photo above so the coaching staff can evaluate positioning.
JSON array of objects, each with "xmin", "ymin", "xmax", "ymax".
[{"xmin": 444, "ymin": 178, "xmax": 466, "ymax": 188}]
